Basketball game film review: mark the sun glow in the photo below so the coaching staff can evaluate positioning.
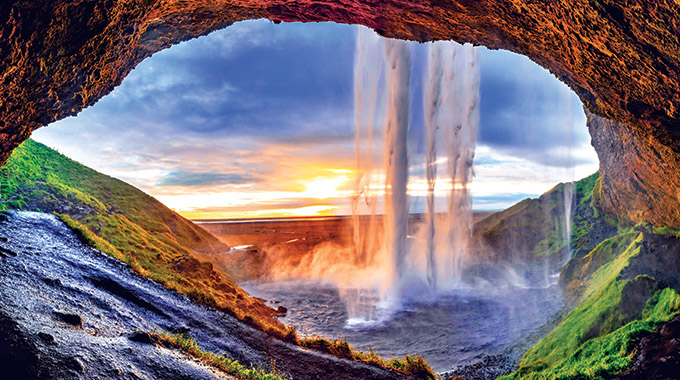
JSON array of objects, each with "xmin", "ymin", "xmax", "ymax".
[
  {"xmin": 181, "ymin": 205, "xmax": 340, "ymax": 220},
  {"xmin": 303, "ymin": 174, "xmax": 352, "ymax": 200},
  {"xmin": 155, "ymin": 167, "xmax": 354, "ymax": 219}
]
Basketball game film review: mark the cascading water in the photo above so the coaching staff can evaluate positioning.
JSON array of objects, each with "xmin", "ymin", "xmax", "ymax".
[
  {"xmin": 347, "ymin": 28, "xmax": 480, "ymax": 320},
  {"xmin": 381, "ymin": 38, "xmax": 412, "ymax": 302},
  {"xmin": 428, "ymin": 42, "xmax": 480, "ymax": 291}
]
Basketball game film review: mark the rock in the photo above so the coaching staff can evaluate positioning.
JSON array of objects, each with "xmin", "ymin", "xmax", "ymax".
[
  {"xmin": 64, "ymin": 357, "xmax": 84, "ymax": 373},
  {"xmin": 0, "ymin": 237, "xmax": 9, "ymax": 242},
  {"xmin": 41, "ymin": 277, "xmax": 62, "ymax": 287},
  {"xmin": 38, "ymin": 332, "xmax": 55, "ymax": 343},
  {"xmin": 616, "ymin": 317, "xmax": 680, "ymax": 380},
  {"xmin": 54, "ymin": 312, "xmax": 82, "ymax": 328},
  {"xmin": 0, "ymin": 246, "xmax": 17, "ymax": 257},
  {"xmin": 128, "ymin": 331, "xmax": 158, "ymax": 345},
  {"xmin": 443, "ymin": 354, "xmax": 515, "ymax": 380},
  {"xmin": 276, "ymin": 306, "xmax": 288, "ymax": 317},
  {"xmin": 0, "ymin": 211, "xmax": 409, "ymax": 380}
]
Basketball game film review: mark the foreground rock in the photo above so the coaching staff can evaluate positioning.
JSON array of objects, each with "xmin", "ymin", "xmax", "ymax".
[
  {"xmin": 616, "ymin": 316, "xmax": 680, "ymax": 380},
  {"xmin": 0, "ymin": 211, "xmax": 409, "ymax": 380}
]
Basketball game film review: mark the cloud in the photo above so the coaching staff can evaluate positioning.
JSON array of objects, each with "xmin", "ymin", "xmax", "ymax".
[
  {"xmin": 92, "ymin": 20, "xmax": 355, "ymax": 140},
  {"xmin": 476, "ymin": 47, "xmax": 591, "ymax": 167},
  {"xmin": 158, "ymin": 171, "xmax": 260, "ymax": 187},
  {"xmin": 31, "ymin": 21, "xmax": 599, "ymax": 219}
]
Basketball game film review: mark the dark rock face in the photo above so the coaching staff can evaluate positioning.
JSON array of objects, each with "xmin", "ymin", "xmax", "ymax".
[
  {"xmin": 0, "ymin": 1, "xmax": 679, "ymax": 225},
  {"xmin": 616, "ymin": 316, "xmax": 680, "ymax": 380}
]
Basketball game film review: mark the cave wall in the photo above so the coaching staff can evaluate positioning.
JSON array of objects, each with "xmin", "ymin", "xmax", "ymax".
[
  {"xmin": 1, "ymin": 0, "xmax": 679, "ymax": 227},
  {"xmin": 588, "ymin": 110, "xmax": 680, "ymax": 228}
]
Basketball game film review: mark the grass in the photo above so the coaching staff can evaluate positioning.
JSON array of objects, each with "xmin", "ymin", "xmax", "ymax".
[
  {"xmin": 154, "ymin": 331, "xmax": 438, "ymax": 380},
  {"xmin": 499, "ymin": 287, "xmax": 680, "ymax": 380},
  {"xmin": 153, "ymin": 331, "xmax": 287, "ymax": 380},
  {"xmin": 574, "ymin": 172, "xmax": 599, "ymax": 209},
  {"xmin": 501, "ymin": 225, "xmax": 680, "ymax": 379},
  {"xmin": 474, "ymin": 172, "xmax": 602, "ymax": 262},
  {"xmin": 57, "ymin": 213, "xmax": 125, "ymax": 262},
  {"xmin": 518, "ymin": 231, "xmax": 644, "ymax": 368},
  {"xmin": 299, "ymin": 337, "xmax": 437, "ymax": 380}
]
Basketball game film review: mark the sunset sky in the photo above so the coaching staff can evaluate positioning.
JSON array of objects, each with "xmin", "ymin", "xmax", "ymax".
[{"xmin": 32, "ymin": 20, "xmax": 598, "ymax": 219}]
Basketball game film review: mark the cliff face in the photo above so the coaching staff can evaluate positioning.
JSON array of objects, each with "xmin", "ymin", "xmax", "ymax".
[
  {"xmin": 1, "ymin": 0, "xmax": 679, "ymax": 226},
  {"xmin": 588, "ymin": 110, "xmax": 680, "ymax": 228}
]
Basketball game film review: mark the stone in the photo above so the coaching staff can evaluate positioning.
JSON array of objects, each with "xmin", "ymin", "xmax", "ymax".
[
  {"xmin": 38, "ymin": 332, "xmax": 55, "ymax": 343},
  {"xmin": 128, "ymin": 331, "xmax": 157, "ymax": 345},
  {"xmin": 54, "ymin": 312, "xmax": 83, "ymax": 328}
]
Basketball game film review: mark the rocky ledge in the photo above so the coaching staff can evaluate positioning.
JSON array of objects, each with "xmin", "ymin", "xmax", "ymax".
[{"xmin": 0, "ymin": 211, "xmax": 408, "ymax": 380}]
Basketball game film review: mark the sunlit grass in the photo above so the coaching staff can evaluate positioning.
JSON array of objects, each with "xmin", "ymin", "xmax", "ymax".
[
  {"xmin": 501, "ymin": 226, "xmax": 680, "ymax": 379},
  {"xmin": 499, "ymin": 287, "xmax": 680, "ymax": 380},
  {"xmin": 299, "ymin": 336, "xmax": 438, "ymax": 380},
  {"xmin": 153, "ymin": 331, "xmax": 287, "ymax": 380}
]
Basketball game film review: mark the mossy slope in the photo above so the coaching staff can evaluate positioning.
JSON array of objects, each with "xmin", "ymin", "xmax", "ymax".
[
  {"xmin": 471, "ymin": 172, "xmax": 680, "ymax": 379},
  {"xmin": 499, "ymin": 200, "xmax": 680, "ymax": 378},
  {"xmin": 469, "ymin": 172, "xmax": 618, "ymax": 284},
  {"xmin": 0, "ymin": 139, "xmax": 280, "ymax": 328}
]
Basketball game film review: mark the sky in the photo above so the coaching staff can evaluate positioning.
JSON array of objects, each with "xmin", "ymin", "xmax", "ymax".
[{"xmin": 32, "ymin": 20, "xmax": 599, "ymax": 219}]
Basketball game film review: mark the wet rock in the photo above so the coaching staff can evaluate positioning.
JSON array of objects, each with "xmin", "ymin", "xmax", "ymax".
[
  {"xmin": 169, "ymin": 326, "xmax": 190, "ymax": 335},
  {"xmin": 616, "ymin": 316, "xmax": 680, "ymax": 380},
  {"xmin": 0, "ymin": 237, "xmax": 9, "ymax": 242},
  {"xmin": 443, "ymin": 354, "xmax": 515, "ymax": 380},
  {"xmin": 86, "ymin": 275, "xmax": 168, "ymax": 318},
  {"xmin": 54, "ymin": 312, "xmax": 82, "ymax": 328},
  {"xmin": 38, "ymin": 332, "xmax": 55, "ymax": 343},
  {"xmin": 0, "ymin": 313, "xmax": 43, "ymax": 379},
  {"xmin": 276, "ymin": 306, "xmax": 288, "ymax": 317},
  {"xmin": 41, "ymin": 277, "xmax": 62, "ymax": 287},
  {"xmin": 0, "ymin": 212, "xmax": 410, "ymax": 380},
  {"xmin": 64, "ymin": 357, "xmax": 84, "ymax": 373},
  {"xmin": 0, "ymin": 246, "xmax": 17, "ymax": 257},
  {"xmin": 128, "ymin": 331, "xmax": 159, "ymax": 345}
]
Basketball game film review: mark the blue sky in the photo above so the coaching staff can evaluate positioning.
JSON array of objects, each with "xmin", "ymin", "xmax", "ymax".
[{"xmin": 32, "ymin": 20, "xmax": 598, "ymax": 218}]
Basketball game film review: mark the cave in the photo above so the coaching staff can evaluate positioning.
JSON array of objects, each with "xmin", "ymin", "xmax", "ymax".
[
  {"xmin": 1, "ymin": 1, "xmax": 680, "ymax": 379},
  {"xmin": 2, "ymin": 1, "xmax": 680, "ymax": 229}
]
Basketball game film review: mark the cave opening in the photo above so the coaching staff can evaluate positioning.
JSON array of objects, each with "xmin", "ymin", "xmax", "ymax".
[{"xmin": 25, "ymin": 19, "xmax": 601, "ymax": 375}]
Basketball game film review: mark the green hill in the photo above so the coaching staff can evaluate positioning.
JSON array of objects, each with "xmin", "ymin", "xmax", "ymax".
[
  {"xmin": 0, "ymin": 139, "xmax": 284, "ymax": 333},
  {"xmin": 474, "ymin": 173, "xmax": 680, "ymax": 379}
]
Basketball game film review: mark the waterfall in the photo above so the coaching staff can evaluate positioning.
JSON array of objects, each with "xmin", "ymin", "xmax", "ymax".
[
  {"xmin": 352, "ymin": 27, "xmax": 383, "ymax": 269},
  {"xmin": 382, "ymin": 38, "xmax": 412, "ymax": 301},
  {"xmin": 347, "ymin": 28, "xmax": 480, "ymax": 320},
  {"xmin": 421, "ymin": 41, "xmax": 480, "ymax": 291},
  {"xmin": 439, "ymin": 43, "xmax": 479, "ymax": 288}
]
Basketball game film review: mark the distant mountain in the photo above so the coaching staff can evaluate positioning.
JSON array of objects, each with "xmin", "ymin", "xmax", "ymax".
[
  {"xmin": 467, "ymin": 172, "xmax": 618, "ymax": 284},
  {"xmin": 0, "ymin": 139, "xmax": 280, "ymax": 328}
]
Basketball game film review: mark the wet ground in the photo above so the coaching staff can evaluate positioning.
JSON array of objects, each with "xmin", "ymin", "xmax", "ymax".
[
  {"xmin": 243, "ymin": 280, "xmax": 563, "ymax": 374},
  {"xmin": 0, "ymin": 212, "xmax": 409, "ymax": 380}
]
